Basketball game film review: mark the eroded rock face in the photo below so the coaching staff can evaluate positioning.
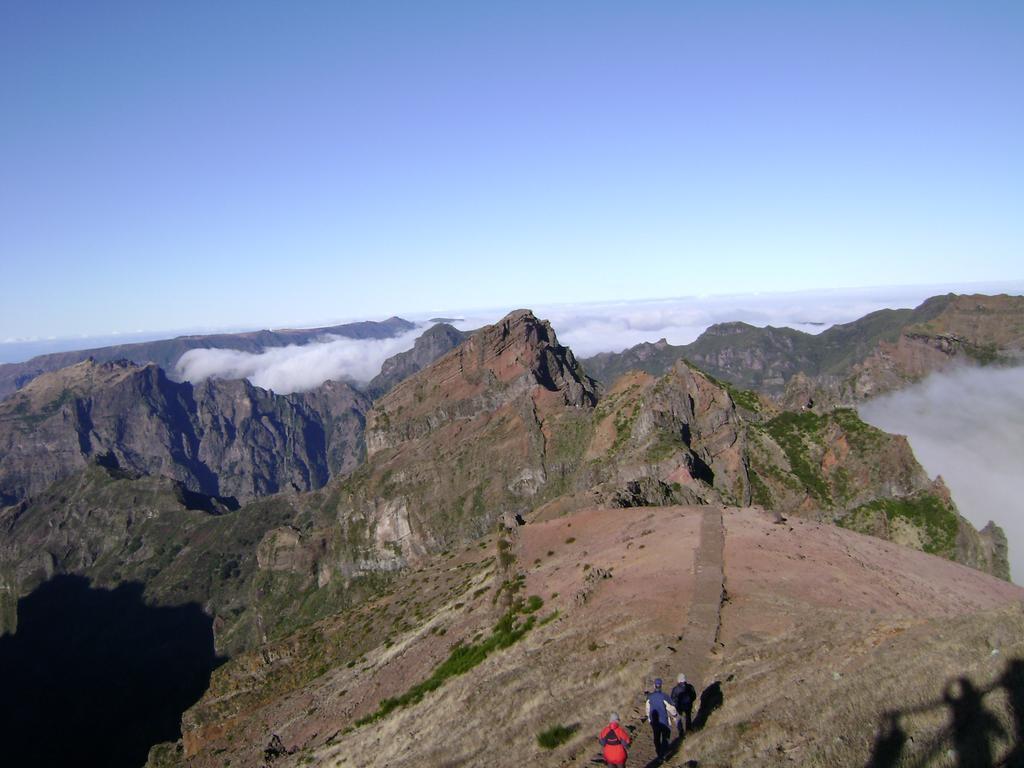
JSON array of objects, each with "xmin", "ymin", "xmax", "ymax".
[
  {"xmin": 966, "ymin": 521, "xmax": 1011, "ymax": 582},
  {"xmin": 0, "ymin": 360, "xmax": 370, "ymax": 506}
]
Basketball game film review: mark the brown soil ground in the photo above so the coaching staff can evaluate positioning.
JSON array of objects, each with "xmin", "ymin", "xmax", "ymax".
[{"xmin": 173, "ymin": 506, "xmax": 1024, "ymax": 768}]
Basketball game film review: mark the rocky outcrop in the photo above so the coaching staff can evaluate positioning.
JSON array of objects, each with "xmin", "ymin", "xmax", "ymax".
[
  {"xmin": 584, "ymin": 363, "xmax": 749, "ymax": 507},
  {"xmin": 364, "ymin": 323, "xmax": 467, "ymax": 399},
  {"xmin": 365, "ymin": 310, "xmax": 596, "ymax": 457},
  {"xmin": 0, "ymin": 359, "xmax": 370, "ymax": 506},
  {"xmin": 966, "ymin": 521, "xmax": 1011, "ymax": 582}
]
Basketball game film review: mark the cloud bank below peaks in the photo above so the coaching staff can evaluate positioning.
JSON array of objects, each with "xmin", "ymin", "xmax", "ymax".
[
  {"xmin": 174, "ymin": 327, "xmax": 423, "ymax": 395},
  {"xmin": 859, "ymin": 365, "xmax": 1024, "ymax": 583}
]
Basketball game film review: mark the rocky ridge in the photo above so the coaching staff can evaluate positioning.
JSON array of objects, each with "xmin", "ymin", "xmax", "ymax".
[{"xmin": 0, "ymin": 308, "xmax": 1008, "ymax": 655}]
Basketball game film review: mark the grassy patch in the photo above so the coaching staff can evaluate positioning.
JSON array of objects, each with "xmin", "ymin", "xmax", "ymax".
[
  {"xmin": 848, "ymin": 493, "xmax": 958, "ymax": 555},
  {"xmin": 612, "ymin": 404, "xmax": 640, "ymax": 451},
  {"xmin": 748, "ymin": 470, "xmax": 773, "ymax": 507},
  {"xmin": 537, "ymin": 723, "xmax": 579, "ymax": 750},
  {"xmin": 646, "ymin": 428, "xmax": 685, "ymax": 462},
  {"xmin": 354, "ymin": 600, "xmax": 542, "ymax": 727},
  {"xmin": 725, "ymin": 384, "xmax": 761, "ymax": 412},
  {"xmin": 963, "ymin": 341, "xmax": 1000, "ymax": 365},
  {"xmin": 830, "ymin": 408, "xmax": 885, "ymax": 453}
]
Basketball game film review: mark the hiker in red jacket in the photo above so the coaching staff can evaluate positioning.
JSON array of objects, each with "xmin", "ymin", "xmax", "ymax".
[{"xmin": 598, "ymin": 712, "xmax": 631, "ymax": 767}]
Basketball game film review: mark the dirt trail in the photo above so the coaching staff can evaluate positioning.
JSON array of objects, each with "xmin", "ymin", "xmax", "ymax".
[
  {"xmin": 573, "ymin": 506, "xmax": 726, "ymax": 768},
  {"xmin": 670, "ymin": 505, "xmax": 726, "ymax": 692}
]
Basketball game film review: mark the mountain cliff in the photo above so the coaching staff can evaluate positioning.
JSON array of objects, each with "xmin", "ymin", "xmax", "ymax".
[
  {"xmin": 245, "ymin": 310, "xmax": 600, "ymax": 623},
  {"xmin": 0, "ymin": 359, "xmax": 369, "ymax": 506}
]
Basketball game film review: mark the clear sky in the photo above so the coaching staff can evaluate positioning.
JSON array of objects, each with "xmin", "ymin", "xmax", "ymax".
[{"xmin": 1, "ymin": 1, "xmax": 1022, "ymax": 340}]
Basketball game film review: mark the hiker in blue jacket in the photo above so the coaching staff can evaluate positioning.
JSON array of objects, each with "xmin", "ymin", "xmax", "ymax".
[{"xmin": 645, "ymin": 678, "xmax": 677, "ymax": 759}]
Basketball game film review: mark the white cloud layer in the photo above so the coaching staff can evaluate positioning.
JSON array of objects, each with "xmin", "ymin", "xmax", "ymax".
[
  {"xmin": 859, "ymin": 366, "xmax": 1024, "ymax": 583},
  {"xmin": 175, "ymin": 327, "xmax": 423, "ymax": 394}
]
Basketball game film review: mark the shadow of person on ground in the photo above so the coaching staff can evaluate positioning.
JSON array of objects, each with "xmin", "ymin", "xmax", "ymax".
[
  {"xmin": 865, "ymin": 660, "xmax": 1023, "ymax": 768},
  {"xmin": 865, "ymin": 712, "xmax": 907, "ymax": 768},
  {"xmin": 945, "ymin": 677, "xmax": 1005, "ymax": 768},
  {"xmin": 692, "ymin": 681, "xmax": 723, "ymax": 732},
  {"xmin": 1001, "ymin": 659, "xmax": 1024, "ymax": 768},
  {"xmin": 0, "ymin": 574, "xmax": 224, "ymax": 768}
]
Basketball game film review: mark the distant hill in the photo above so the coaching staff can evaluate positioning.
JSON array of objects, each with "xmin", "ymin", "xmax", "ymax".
[
  {"xmin": 0, "ymin": 316, "xmax": 415, "ymax": 400},
  {"xmin": 582, "ymin": 293, "xmax": 1024, "ymax": 403}
]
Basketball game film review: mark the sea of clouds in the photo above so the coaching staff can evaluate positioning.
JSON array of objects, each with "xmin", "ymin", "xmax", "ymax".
[
  {"xmin": 859, "ymin": 366, "xmax": 1024, "ymax": 583},
  {"xmin": 174, "ymin": 327, "xmax": 425, "ymax": 394}
]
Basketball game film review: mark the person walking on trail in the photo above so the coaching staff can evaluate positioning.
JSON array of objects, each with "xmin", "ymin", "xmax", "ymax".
[
  {"xmin": 646, "ymin": 678, "xmax": 677, "ymax": 759},
  {"xmin": 598, "ymin": 712, "xmax": 631, "ymax": 767},
  {"xmin": 671, "ymin": 673, "xmax": 697, "ymax": 738}
]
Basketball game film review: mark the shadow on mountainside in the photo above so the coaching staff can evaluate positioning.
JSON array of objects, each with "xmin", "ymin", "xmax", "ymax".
[
  {"xmin": 0, "ymin": 574, "xmax": 224, "ymax": 768},
  {"xmin": 866, "ymin": 658, "xmax": 1024, "ymax": 768}
]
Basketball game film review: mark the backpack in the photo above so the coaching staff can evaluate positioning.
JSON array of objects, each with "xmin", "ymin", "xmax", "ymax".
[{"xmin": 604, "ymin": 727, "xmax": 622, "ymax": 746}]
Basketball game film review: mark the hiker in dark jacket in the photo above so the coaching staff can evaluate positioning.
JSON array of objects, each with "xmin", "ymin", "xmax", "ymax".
[
  {"xmin": 671, "ymin": 673, "xmax": 697, "ymax": 737},
  {"xmin": 645, "ymin": 678, "xmax": 677, "ymax": 759}
]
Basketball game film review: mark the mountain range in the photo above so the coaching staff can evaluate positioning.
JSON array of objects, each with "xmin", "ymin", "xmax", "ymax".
[
  {"xmin": 0, "ymin": 316, "xmax": 416, "ymax": 400},
  {"xmin": 582, "ymin": 293, "xmax": 1024, "ymax": 406},
  {"xmin": 0, "ymin": 295, "xmax": 1021, "ymax": 767}
]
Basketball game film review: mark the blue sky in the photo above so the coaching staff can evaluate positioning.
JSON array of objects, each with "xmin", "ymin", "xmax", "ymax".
[{"xmin": 1, "ymin": 1, "xmax": 1022, "ymax": 340}]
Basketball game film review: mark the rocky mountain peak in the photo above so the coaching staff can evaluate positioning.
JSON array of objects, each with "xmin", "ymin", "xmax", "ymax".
[{"xmin": 365, "ymin": 309, "xmax": 596, "ymax": 456}]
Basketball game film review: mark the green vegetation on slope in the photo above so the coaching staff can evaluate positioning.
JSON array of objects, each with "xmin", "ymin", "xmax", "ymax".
[
  {"xmin": 353, "ymin": 595, "xmax": 544, "ymax": 727},
  {"xmin": 839, "ymin": 493, "xmax": 959, "ymax": 556},
  {"xmin": 762, "ymin": 411, "xmax": 831, "ymax": 505},
  {"xmin": 830, "ymin": 408, "xmax": 886, "ymax": 453},
  {"xmin": 537, "ymin": 723, "xmax": 579, "ymax": 749}
]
